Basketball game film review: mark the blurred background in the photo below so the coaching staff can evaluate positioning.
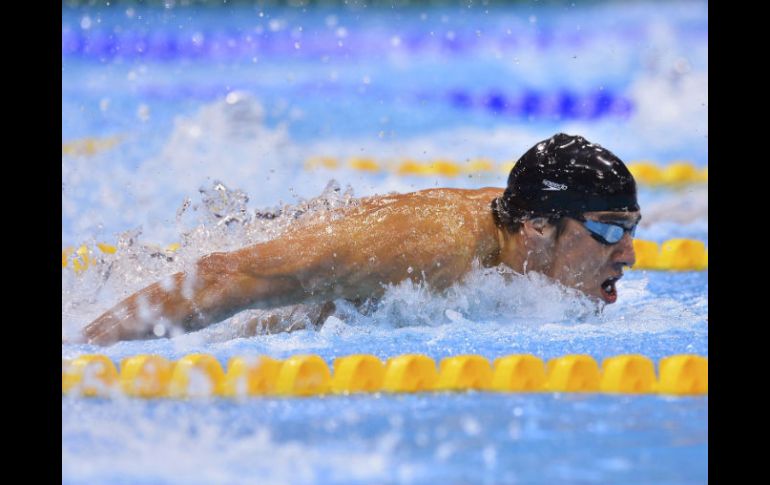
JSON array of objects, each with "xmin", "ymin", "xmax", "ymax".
[{"xmin": 62, "ymin": 0, "xmax": 707, "ymax": 246}]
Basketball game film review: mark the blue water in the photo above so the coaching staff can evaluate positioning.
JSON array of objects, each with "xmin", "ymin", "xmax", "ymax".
[
  {"xmin": 63, "ymin": 393, "xmax": 707, "ymax": 485},
  {"xmin": 62, "ymin": 2, "xmax": 708, "ymax": 484}
]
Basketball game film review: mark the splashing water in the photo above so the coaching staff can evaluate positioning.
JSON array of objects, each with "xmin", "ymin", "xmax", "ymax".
[
  {"xmin": 62, "ymin": 178, "xmax": 360, "ymax": 342},
  {"xmin": 63, "ymin": 178, "xmax": 705, "ymax": 363}
]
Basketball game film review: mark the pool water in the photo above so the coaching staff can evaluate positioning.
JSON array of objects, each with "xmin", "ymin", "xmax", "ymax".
[{"xmin": 62, "ymin": 2, "xmax": 708, "ymax": 484}]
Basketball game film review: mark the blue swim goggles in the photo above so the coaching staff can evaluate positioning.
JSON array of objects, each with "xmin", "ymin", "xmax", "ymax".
[{"xmin": 569, "ymin": 216, "xmax": 638, "ymax": 245}]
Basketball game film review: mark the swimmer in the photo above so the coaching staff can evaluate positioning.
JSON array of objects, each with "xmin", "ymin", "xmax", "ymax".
[{"xmin": 82, "ymin": 133, "xmax": 641, "ymax": 345}]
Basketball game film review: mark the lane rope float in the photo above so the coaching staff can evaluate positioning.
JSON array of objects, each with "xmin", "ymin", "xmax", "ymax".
[
  {"xmin": 62, "ymin": 353, "xmax": 708, "ymax": 398},
  {"xmin": 632, "ymin": 239, "xmax": 708, "ymax": 271},
  {"xmin": 62, "ymin": 136, "xmax": 122, "ymax": 157}
]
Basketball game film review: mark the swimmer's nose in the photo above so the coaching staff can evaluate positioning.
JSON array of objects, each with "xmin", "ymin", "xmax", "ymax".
[{"xmin": 614, "ymin": 232, "xmax": 636, "ymax": 268}]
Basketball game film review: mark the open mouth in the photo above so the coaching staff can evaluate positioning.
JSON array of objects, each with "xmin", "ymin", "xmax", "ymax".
[{"xmin": 600, "ymin": 276, "xmax": 621, "ymax": 303}]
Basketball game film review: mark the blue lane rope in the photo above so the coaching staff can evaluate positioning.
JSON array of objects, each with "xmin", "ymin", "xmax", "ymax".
[{"xmin": 62, "ymin": 25, "xmax": 700, "ymax": 61}]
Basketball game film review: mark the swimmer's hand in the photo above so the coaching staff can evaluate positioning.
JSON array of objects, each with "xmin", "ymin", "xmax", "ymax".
[{"xmin": 82, "ymin": 274, "xmax": 195, "ymax": 345}]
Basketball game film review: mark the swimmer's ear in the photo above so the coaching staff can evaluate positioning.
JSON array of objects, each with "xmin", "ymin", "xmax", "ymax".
[
  {"xmin": 525, "ymin": 217, "xmax": 548, "ymax": 234},
  {"xmin": 521, "ymin": 217, "xmax": 557, "ymax": 242},
  {"xmin": 529, "ymin": 217, "xmax": 548, "ymax": 234}
]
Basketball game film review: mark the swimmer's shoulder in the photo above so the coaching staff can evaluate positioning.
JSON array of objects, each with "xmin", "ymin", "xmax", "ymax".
[
  {"xmin": 409, "ymin": 186, "xmax": 503, "ymax": 198},
  {"xmin": 360, "ymin": 186, "xmax": 503, "ymax": 207},
  {"xmin": 408, "ymin": 187, "xmax": 504, "ymax": 212},
  {"xmin": 348, "ymin": 188, "xmax": 503, "ymax": 228},
  {"xmin": 451, "ymin": 187, "xmax": 505, "ymax": 201},
  {"xmin": 298, "ymin": 187, "xmax": 504, "ymax": 230}
]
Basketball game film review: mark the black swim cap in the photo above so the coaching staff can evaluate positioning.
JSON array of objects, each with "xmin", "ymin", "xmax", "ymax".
[{"xmin": 495, "ymin": 133, "xmax": 639, "ymax": 224}]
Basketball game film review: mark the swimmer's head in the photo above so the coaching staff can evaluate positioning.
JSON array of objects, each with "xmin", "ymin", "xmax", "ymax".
[{"xmin": 492, "ymin": 133, "xmax": 640, "ymax": 305}]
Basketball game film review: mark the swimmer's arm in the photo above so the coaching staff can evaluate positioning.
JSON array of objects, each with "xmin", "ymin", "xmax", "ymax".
[
  {"xmin": 82, "ymin": 234, "xmax": 334, "ymax": 345},
  {"xmin": 83, "ymin": 218, "xmax": 385, "ymax": 345},
  {"xmin": 83, "ymin": 192, "xmax": 487, "ymax": 345}
]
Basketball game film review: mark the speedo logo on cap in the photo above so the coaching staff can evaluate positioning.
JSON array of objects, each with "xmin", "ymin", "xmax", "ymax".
[{"xmin": 542, "ymin": 179, "xmax": 568, "ymax": 191}]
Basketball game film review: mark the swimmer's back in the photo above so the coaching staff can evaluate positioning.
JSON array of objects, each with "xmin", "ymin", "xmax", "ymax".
[{"xmin": 232, "ymin": 187, "xmax": 504, "ymax": 300}]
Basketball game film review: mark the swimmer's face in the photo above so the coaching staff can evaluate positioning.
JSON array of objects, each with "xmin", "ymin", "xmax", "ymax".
[{"xmin": 545, "ymin": 211, "xmax": 640, "ymax": 304}]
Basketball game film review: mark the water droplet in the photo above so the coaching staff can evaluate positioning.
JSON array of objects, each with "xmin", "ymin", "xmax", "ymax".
[{"xmin": 137, "ymin": 104, "xmax": 150, "ymax": 122}]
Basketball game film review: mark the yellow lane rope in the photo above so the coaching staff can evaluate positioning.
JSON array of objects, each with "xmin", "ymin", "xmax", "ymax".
[
  {"xmin": 62, "ymin": 353, "xmax": 707, "ymax": 398},
  {"xmin": 306, "ymin": 157, "xmax": 708, "ymax": 186},
  {"xmin": 62, "ymin": 136, "xmax": 122, "ymax": 157},
  {"xmin": 61, "ymin": 136, "xmax": 707, "ymax": 186}
]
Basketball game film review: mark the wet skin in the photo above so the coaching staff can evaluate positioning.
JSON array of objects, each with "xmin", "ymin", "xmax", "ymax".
[
  {"xmin": 500, "ymin": 211, "xmax": 640, "ymax": 304},
  {"xmin": 82, "ymin": 187, "xmax": 639, "ymax": 345}
]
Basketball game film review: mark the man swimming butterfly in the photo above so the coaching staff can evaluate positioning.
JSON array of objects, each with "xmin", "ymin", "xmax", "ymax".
[{"xmin": 83, "ymin": 133, "xmax": 641, "ymax": 345}]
